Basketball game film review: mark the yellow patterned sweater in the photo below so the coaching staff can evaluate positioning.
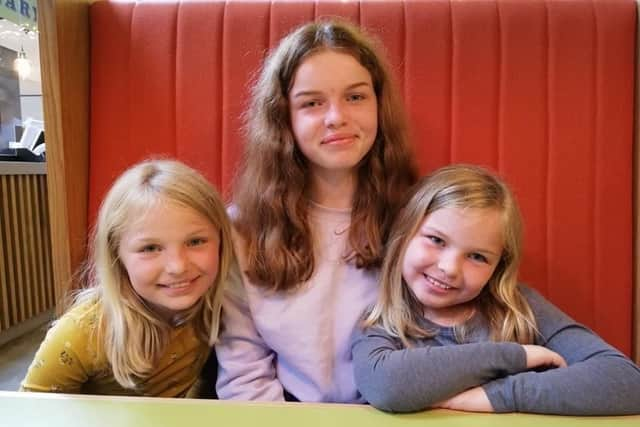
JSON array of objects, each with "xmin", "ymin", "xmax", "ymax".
[{"xmin": 20, "ymin": 299, "xmax": 210, "ymax": 396}]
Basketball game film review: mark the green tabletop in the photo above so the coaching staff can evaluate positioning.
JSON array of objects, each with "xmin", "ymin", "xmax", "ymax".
[{"xmin": 1, "ymin": 391, "xmax": 638, "ymax": 427}]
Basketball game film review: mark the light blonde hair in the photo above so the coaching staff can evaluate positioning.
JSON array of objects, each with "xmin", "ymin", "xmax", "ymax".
[
  {"xmin": 233, "ymin": 19, "xmax": 417, "ymax": 291},
  {"xmin": 365, "ymin": 164, "xmax": 537, "ymax": 347},
  {"xmin": 71, "ymin": 159, "xmax": 233, "ymax": 389}
]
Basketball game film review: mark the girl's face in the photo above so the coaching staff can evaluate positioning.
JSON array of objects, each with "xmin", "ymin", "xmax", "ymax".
[
  {"xmin": 402, "ymin": 206, "xmax": 504, "ymax": 326},
  {"xmin": 288, "ymin": 50, "xmax": 378, "ymax": 181},
  {"xmin": 118, "ymin": 200, "xmax": 220, "ymax": 320}
]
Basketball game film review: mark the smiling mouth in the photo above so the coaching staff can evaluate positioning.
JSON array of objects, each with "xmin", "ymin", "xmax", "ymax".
[
  {"xmin": 424, "ymin": 274, "xmax": 454, "ymax": 290},
  {"xmin": 160, "ymin": 278, "xmax": 196, "ymax": 289},
  {"xmin": 322, "ymin": 134, "xmax": 357, "ymax": 145}
]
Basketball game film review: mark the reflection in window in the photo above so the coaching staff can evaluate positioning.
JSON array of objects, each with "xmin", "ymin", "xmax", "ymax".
[{"xmin": 0, "ymin": 17, "xmax": 43, "ymax": 162}]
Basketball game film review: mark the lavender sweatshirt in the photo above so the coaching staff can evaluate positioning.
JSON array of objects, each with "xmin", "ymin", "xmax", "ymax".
[{"xmin": 216, "ymin": 202, "xmax": 378, "ymax": 402}]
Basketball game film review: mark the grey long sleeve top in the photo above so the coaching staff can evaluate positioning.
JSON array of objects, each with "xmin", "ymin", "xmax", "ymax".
[{"xmin": 351, "ymin": 286, "xmax": 640, "ymax": 415}]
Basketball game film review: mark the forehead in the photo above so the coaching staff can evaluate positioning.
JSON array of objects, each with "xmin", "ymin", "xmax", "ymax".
[
  {"xmin": 123, "ymin": 200, "xmax": 211, "ymax": 235},
  {"xmin": 290, "ymin": 50, "xmax": 373, "ymax": 91}
]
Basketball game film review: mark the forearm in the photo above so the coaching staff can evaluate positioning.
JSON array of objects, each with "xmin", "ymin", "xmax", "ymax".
[
  {"xmin": 215, "ymin": 273, "xmax": 284, "ymax": 401},
  {"xmin": 437, "ymin": 386, "xmax": 494, "ymax": 412},
  {"xmin": 501, "ymin": 286, "xmax": 640, "ymax": 414},
  {"xmin": 352, "ymin": 331, "xmax": 526, "ymax": 412},
  {"xmin": 484, "ymin": 355, "xmax": 640, "ymax": 415}
]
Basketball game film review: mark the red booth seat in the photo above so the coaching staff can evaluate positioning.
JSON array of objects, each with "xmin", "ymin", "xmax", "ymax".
[{"xmin": 90, "ymin": 0, "xmax": 636, "ymax": 355}]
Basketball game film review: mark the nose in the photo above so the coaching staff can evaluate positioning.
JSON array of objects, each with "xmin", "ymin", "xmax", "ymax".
[
  {"xmin": 165, "ymin": 247, "xmax": 187, "ymax": 275},
  {"xmin": 324, "ymin": 101, "xmax": 347, "ymax": 128},
  {"xmin": 437, "ymin": 250, "xmax": 461, "ymax": 278}
]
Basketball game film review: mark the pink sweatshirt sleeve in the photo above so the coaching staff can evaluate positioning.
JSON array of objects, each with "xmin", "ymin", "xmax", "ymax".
[{"xmin": 215, "ymin": 256, "xmax": 285, "ymax": 401}]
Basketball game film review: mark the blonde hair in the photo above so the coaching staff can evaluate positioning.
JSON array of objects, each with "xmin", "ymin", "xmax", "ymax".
[
  {"xmin": 72, "ymin": 159, "xmax": 233, "ymax": 389},
  {"xmin": 233, "ymin": 19, "xmax": 417, "ymax": 291},
  {"xmin": 366, "ymin": 164, "xmax": 537, "ymax": 347}
]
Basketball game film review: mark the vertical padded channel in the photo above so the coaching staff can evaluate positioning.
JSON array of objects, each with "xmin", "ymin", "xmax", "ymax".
[
  {"xmin": 450, "ymin": 1, "xmax": 499, "ymax": 166},
  {"xmin": 546, "ymin": 1, "xmax": 596, "ymax": 330},
  {"xmin": 359, "ymin": 1, "xmax": 406, "ymax": 95},
  {"xmin": 220, "ymin": 1, "xmax": 271, "ymax": 194},
  {"xmin": 591, "ymin": 0, "xmax": 635, "ymax": 353},
  {"xmin": 315, "ymin": 1, "xmax": 360, "ymax": 22},
  {"xmin": 404, "ymin": 0, "xmax": 452, "ymax": 174},
  {"xmin": 269, "ymin": 0, "xmax": 314, "ymax": 48},
  {"xmin": 129, "ymin": 3, "xmax": 178, "ymax": 158},
  {"xmin": 496, "ymin": 0, "xmax": 549, "ymax": 294},
  {"xmin": 89, "ymin": 1, "xmax": 134, "ymax": 221},
  {"xmin": 175, "ymin": 2, "xmax": 226, "ymax": 190},
  {"xmin": 128, "ymin": 3, "xmax": 178, "ymax": 158}
]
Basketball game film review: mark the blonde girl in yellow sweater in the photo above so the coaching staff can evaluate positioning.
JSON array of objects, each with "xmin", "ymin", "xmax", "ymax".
[{"xmin": 21, "ymin": 159, "xmax": 233, "ymax": 396}]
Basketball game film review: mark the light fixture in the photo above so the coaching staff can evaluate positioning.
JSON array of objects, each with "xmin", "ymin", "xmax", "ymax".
[{"xmin": 13, "ymin": 46, "xmax": 31, "ymax": 80}]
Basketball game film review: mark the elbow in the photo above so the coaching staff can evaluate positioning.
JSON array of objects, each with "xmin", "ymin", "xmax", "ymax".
[{"xmin": 354, "ymin": 365, "xmax": 432, "ymax": 413}]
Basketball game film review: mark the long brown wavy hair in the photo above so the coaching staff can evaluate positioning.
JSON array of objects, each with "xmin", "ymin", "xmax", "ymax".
[
  {"xmin": 233, "ymin": 19, "xmax": 417, "ymax": 291},
  {"xmin": 365, "ymin": 165, "xmax": 537, "ymax": 347}
]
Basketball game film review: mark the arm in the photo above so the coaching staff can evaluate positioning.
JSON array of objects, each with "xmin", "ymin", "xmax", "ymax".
[
  {"xmin": 437, "ymin": 386, "xmax": 493, "ymax": 412},
  {"xmin": 215, "ymin": 260, "xmax": 285, "ymax": 401},
  {"xmin": 20, "ymin": 311, "xmax": 92, "ymax": 393},
  {"xmin": 351, "ymin": 324, "xmax": 527, "ymax": 412},
  {"xmin": 483, "ymin": 286, "xmax": 640, "ymax": 415}
]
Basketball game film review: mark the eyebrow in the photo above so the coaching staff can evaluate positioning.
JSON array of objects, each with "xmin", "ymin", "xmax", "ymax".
[
  {"xmin": 291, "ymin": 81, "xmax": 372, "ymax": 98},
  {"xmin": 127, "ymin": 228, "xmax": 211, "ymax": 243}
]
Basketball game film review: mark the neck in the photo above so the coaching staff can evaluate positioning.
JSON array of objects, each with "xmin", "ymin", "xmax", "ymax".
[
  {"xmin": 309, "ymin": 169, "xmax": 357, "ymax": 209},
  {"xmin": 423, "ymin": 302, "xmax": 476, "ymax": 327}
]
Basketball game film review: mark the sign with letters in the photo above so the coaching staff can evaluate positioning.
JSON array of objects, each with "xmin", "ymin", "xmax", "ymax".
[{"xmin": 0, "ymin": 0, "xmax": 37, "ymax": 31}]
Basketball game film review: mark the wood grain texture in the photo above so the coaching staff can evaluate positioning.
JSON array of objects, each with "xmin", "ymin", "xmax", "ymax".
[
  {"xmin": 38, "ymin": 0, "xmax": 90, "ymax": 313},
  {"xmin": 0, "ymin": 174, "xmax": 55, "ymax": 332}
]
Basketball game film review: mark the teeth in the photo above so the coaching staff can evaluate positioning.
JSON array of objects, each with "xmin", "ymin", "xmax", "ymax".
[
  {"xmin": 164, "ymin": 281, "xmax": 190, "ymax": 289},
  {"xmin": 425, "ymin": 275, "xmax": 452, "ymax": 290}
]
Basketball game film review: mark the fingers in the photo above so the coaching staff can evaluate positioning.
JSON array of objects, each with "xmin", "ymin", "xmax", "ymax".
[{"xmin": 522, "ymin": 345, "xmax": 567, "ymax": 369}]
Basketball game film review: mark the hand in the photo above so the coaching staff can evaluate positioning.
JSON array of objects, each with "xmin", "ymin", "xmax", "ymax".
[
  {"xmin": 522, "ymin": 344, "xmax": 567, "ymax": 370},
  {"xmin": 435, "ymin": 386, "xmax": 494, "ymax": 412}
]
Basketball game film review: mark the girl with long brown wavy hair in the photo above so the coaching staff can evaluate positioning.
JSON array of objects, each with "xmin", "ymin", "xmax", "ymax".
[{"xmin": 215, "ymin": 19, "xmax": 417, "ymax": 402}]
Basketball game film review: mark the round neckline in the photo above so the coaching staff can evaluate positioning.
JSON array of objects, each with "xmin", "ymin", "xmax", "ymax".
[{"xmin": 308, "ymin": 199, "xmax": 352, "ymax": 216}]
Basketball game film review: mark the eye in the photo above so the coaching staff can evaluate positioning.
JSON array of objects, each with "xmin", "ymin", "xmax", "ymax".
[
  {"xmin": 187, "ymin": 237, "xmax": 207, "ymax": 247},
  {"xmin": 300, "ymin": 99, "xmax": 322, "ymax": 109},
  {"xmin": 139, "ymin": 244, "xmax": 161, "ymax": 253},
  {"xmin": 468, "ymin": 252, "xmax": 489, "ymax": 263},
  {"xmin": 347, "ymin": 92, "xmax": 366, "ymax": 102},
  {"xmin": 425, "ymin": 235, "xmax": 445, "ymax": 246}
]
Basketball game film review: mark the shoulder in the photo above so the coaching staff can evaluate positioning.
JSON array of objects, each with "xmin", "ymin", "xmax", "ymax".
[
  {"xmin": 33, "ymin": 298, "xmax": 103, "ymax": 369},
  {"xmin": 517, "ymin": 283, "xmax": 553, "ymax": 311},
  {"xmin": 516, "ymin": 283, "xmax": 584, "ymax": 339},
  {"xmin": 40, "ymin": 299, "xmax": 103, "ymax": 361},
  {"xmin": 56, "ymin": 297, "xmax": 102, "ymax": 335},
  {"xmin": 352, "ymin": 318, "xmax": 403, "ymax": 347}
]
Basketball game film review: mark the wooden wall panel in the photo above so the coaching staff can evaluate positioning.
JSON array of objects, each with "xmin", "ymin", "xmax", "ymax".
[
  {"xmin": 0, "ymin": 174, "xmax": 55, "ymax": 331},
  {"xmin": 38, "ymin": 0, "xmax": 91, "ymax": 312}
]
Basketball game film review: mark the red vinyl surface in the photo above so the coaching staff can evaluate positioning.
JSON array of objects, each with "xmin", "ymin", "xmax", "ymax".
[{"xmin": 89, "ymin": 0, "xmax": 636, "ymax": 354}]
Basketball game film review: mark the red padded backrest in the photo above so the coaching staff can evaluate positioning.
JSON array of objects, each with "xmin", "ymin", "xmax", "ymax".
[{"xmin": 90, "ymin": 0, "xmax": 635, "ymax": 354}]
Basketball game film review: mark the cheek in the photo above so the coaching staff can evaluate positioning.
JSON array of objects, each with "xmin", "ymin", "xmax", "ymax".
[
  {"xmin": 200, "ymin": 249, "xmax": 221, "ymax": 276},
  {"xmin": 469, "ymin": 265, "xmax": 496, "ymax": 289},
  {"xmin": 121, "ymin": 256, "xmax": 159, "ymax": 282},
  {"xmin": 360, "ymin": 103, "xmax": 378, "ymax": 132},
  {"xmin": 401, "ymin": 242, "xmax": 422, "ymax": 275},
  {"xmin": 290, "ymin": 111, "xmax": 312, "ymax": 138}
]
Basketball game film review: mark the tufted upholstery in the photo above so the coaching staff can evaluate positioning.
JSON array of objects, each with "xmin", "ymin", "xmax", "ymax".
[{"xmin": 90, "ymin": 0, "xmax": 636, "ymax": 354}]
